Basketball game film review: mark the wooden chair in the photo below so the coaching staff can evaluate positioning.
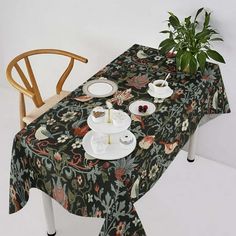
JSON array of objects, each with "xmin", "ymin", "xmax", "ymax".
[
  {"xmin": 6, "ymin": 49, "xmax": 88, "ymax": 236},
  {"xmin": 6, "ymin": 49, "xmax": 88, "ymax": 128}
]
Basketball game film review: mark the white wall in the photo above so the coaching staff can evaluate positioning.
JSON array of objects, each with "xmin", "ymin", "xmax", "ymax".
[{"xmin": 0, "ymin": 0, "xmax": 235, "ymax": 167}]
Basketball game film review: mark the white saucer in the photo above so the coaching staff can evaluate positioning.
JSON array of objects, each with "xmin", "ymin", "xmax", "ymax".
[
  {"xmin": 87, "ymin": 110, "xmax": 131, "ymax": 134},
  {"xmin": 147, "ymin": 87, "xmax": 173, "ymax": 99},
  {"xmin": 82, "ymin": 130, "xmax": 137, "ymax": 160},
  {"xmin": 128, "ymin": 100, "xmax": 156, "ymax": 116},
  {"xmin": 83, "ymin": 79, "xmax": 118, "ymax": 98}
]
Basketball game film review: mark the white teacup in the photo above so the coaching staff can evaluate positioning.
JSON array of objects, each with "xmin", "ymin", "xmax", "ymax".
[{"xmin": 148, "ymin": 80, "xmax": 169, "ymax": 95}]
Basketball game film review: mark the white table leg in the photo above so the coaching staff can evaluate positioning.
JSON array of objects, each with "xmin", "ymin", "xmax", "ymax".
[
  {"xmin": 42, "ymin": 192, "xmax": 56, "ymax": 236},
  {"xmin": 187, "ymin": 126, "xmax": 199, "ymax": 162}
]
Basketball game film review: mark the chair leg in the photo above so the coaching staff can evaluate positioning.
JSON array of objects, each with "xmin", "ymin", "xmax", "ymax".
[
  {"xmin": 187, "ymin": 126, "xmax": 199, "ymax": 162},
  {"xmin": 42, "ymin": 192, "xmax": 56, "ymax": 236},
  {"xmin": 19, "ymin": 93, "xmax": 26, "ymax": 129}
]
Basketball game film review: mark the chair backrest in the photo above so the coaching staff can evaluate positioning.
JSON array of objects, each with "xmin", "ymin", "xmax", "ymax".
[{"xmin": 6, "ymin": 49, "xmax": 88, "ymax": 108}]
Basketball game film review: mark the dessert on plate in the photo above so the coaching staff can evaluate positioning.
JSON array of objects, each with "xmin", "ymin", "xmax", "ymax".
[
  {"xmin": 119, "ymin": 131, "xmax": 134, "ymax": 149},
  {"xmin": 91, "ymin": 106, "xmax": 105, "ymax": 123}
]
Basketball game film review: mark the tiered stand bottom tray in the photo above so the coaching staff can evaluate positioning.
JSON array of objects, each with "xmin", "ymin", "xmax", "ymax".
[{"xmin": 82, "ymin": 130, "xmax": 136, "ymax": 160}]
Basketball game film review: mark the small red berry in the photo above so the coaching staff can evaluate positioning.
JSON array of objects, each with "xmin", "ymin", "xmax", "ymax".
[
  {"xmin": 138, "ymin": 105, "xmax": 143, "ymax": 112},
  {"xmin": 143, "ymin": 105, "xmax": 148, "ymax": 110}
]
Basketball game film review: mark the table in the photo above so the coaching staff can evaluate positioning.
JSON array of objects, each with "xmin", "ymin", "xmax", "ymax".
[{"xmin": 9, "ymin": 44, "xmax": 230, "ymax": 236}]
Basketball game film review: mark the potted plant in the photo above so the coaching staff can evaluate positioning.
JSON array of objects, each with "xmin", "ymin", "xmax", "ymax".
[{"xmin": 158, "ymin": 8, "xmax": 225, "ymax": 74}]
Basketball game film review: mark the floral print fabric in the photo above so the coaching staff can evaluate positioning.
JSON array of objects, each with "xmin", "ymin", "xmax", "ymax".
[{"xmin": 9, "ymin": 44, "xmax": 230, "ymax": 236}]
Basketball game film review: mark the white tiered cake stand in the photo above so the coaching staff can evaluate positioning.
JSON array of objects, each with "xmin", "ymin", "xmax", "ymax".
[{"xmin": 82, "ymin": 110, "xmax": 137, "ymax": 160}]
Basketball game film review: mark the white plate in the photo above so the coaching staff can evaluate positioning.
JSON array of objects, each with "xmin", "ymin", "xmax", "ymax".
[
  {"xmin": 147, "ymin": 87, "xmax": 173, "ymax": 99},
  {"xmin": 82, "ymin": 130, "xmax": 137, "ymax": 160},
  {"xmin": 83, "ymin": 79, "xmax": 118, "ymax": 97},
  {"xmin": 128, "ymin": 100, "xmax": 156, "ymax": 116},
  {"xmin": 87, "ymin": 110, "xmax": 131, "ymax": 134}
]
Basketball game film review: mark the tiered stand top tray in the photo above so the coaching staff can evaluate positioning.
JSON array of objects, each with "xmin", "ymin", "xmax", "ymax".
[{"xmin": 82, "ymin": 110, "xmax": 136, "ymax": 160}]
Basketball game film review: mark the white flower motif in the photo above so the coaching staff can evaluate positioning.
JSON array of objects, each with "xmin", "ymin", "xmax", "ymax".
[
  {"xmin": 148, "ymin": 164, "xmax": 159, "ymax": 179},
  {"xmin": 61, "ymin": 111, "xmax": 77, "ymax": 122},
  {"xmin": 57, "ymin": 134, "xmax": 69, "ymax": 143},
  {"xmin": 132, "ymin": 217, "xmax": 140, "ymax": 227},
  {"xmin": 30, "ymin": 170, "xmax": 34, "ymax": 179},
  {"xmin": 137, "ymin": 50, "xmax": 148, "ymax": 59},
  {"xmin": 77, "ymin": 175, "xmax": 83, "ymax": 185},
  {"xmin": 72, "ymin": 139, "xmax": 82, "ymax": 149},
  {"xmin": 154, "ymin": 55, "xmax": 164, "ymax": 61},
  {"xmin": 160, "ymin": 106, "xmax": 168, "ymax": 112},
  {"xmin": 141, "ymin": 170, "xmax": 147, "ymax": 179},
  {"xmin": 47, "ymin": 118, "xmax": 56, "ymax": 125},
  {"xmin": 182, "ymin": 119, "xmax": 189, "ymax": 131},
  {"xmin": 36, "ymin": 159, "xmax": 41, "ymax": 168},
  {"xmin": 175, "ymin": 118, "xmax": 181, "ymax": 126},
  {"xmin": 88, "ymin": 194, "xmax": 93, "ymax": 203},
  {"xmin": 166, "ymin": 58, "xmax": 174, "ymax": 64}
]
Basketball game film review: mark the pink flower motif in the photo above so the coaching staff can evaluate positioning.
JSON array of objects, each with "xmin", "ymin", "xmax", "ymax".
[
  {"xmin": 139, "ymin": 135, "xmax": 155, "ymax": 149},
  {"xmin": 115, "ymin": 168, "xmax": 126, "ymax": 181},
  {"xmin": 116, "ymin": 222, "xmax": 126, "ymax": 236},
  {"xmin": 109, "ymin": 89, "xmax": 134, "ymax": 106},
  {"xmin": 127, "ymin": 75, "xmax": 149, "ymax": 89},
  {"xmin": 159, "ymin": 141, "xmax": 178, "ymax": 154},
  {"xmin": 54, "ymin": 152, "xmax": 62, "ymax": 161},
  {"xmin": 95, "ymin": 209, "xmax": 102, "ymax": 218},
  {"xmin": 131, "ymin": 114, "xmax": 145, "ymax": 129},
  {"xmin": 53, "ymin": 185, "xmax": 68, "ymax": 209}
]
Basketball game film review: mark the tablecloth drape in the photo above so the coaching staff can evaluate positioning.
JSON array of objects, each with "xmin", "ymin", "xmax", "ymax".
[{"xmin": 9, "ymin": 44, "xmax": 230, "ymax": 236}]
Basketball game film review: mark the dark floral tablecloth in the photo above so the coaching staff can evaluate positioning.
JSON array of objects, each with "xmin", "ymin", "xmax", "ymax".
[{"xmin": 9, "ymin": 44, "xmax": 230, "ymax": 236}]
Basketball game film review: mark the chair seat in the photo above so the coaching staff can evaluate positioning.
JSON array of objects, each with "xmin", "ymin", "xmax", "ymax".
[{"xmin": 23, "ymin": 91, "xmax": 70, "ymax": 125}]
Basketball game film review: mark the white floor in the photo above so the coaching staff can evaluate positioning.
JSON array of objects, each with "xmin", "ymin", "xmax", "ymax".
[{"xmin": 1, "ymin": 87, "xmax": 236, "ymax": 236}]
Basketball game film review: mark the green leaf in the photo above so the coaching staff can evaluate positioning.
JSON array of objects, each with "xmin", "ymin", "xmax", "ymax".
[
  {"xmin": 208, "ymin": 29, "xmax": 218, "ymax": 35},
  {"xmin": 197, "ymin": 52, "xmax": 207, "ymax": 72},
  {"xmin": 175, "ymin": 50, "xmax": 184, "ymax": 69},
  {"xmin": 189, "ymin": 55, "xmax": 198, "ymax": 74},
  {"xmin": 68, "ymin": 189, "xmax": 76, "ymax": 203},
  {"xmin": 169, "ymin": 16, "xmax": 179, "ymax": 28},
  {"xmin": 168, "ymin": 13, "xmax": 180, "ymax": 28},
  {"xmin": 159, "ymin": 44, "xmax": 175, "ymax": 55},
  {"xmin": 210, "ymin": 37, "xmax": 224, "ymax": 41},
  {"xmin": 196, "ymin": 29, "xmax": 211, "ymax": 40},
  {"xmin": 204, "ymin": 45, "xmax": 210, "ymax": 50},
  {"xmin": 102, "ymin": 172, "xmax": 109, "ymax": 182},
  {"xmin": 160, "ymin": 30, "xmax": 171, "ymax": 34},
  {"xmin": 159, "ymin": 38, "xmax": 175, "ymax": 48},
  {"xmin": 180, "ymin": 51, "xmax": 192, "ymax": 72},
  {"xmin": 204, "ymin": 11, "xmax": 211, "ymax": 28},
  {"xmin": 207, "ymin": 49, "xmax": 225, "ymax": 63},
  {"xmin": 159, "ymin": 39, "xmax": 176, "ymax": 55},
  {"xmin": 185, "ymin": 16, "xmax": 191, "ymax": 27},
  {"xmin": 194, "ymin": 8, "xmax": 204, "ymax": 21}
]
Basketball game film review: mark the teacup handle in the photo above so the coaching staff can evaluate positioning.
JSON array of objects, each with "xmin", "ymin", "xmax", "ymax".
[{"xmin": 148, "ymin": 83, "xmax": 155, "ymax": 91}]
